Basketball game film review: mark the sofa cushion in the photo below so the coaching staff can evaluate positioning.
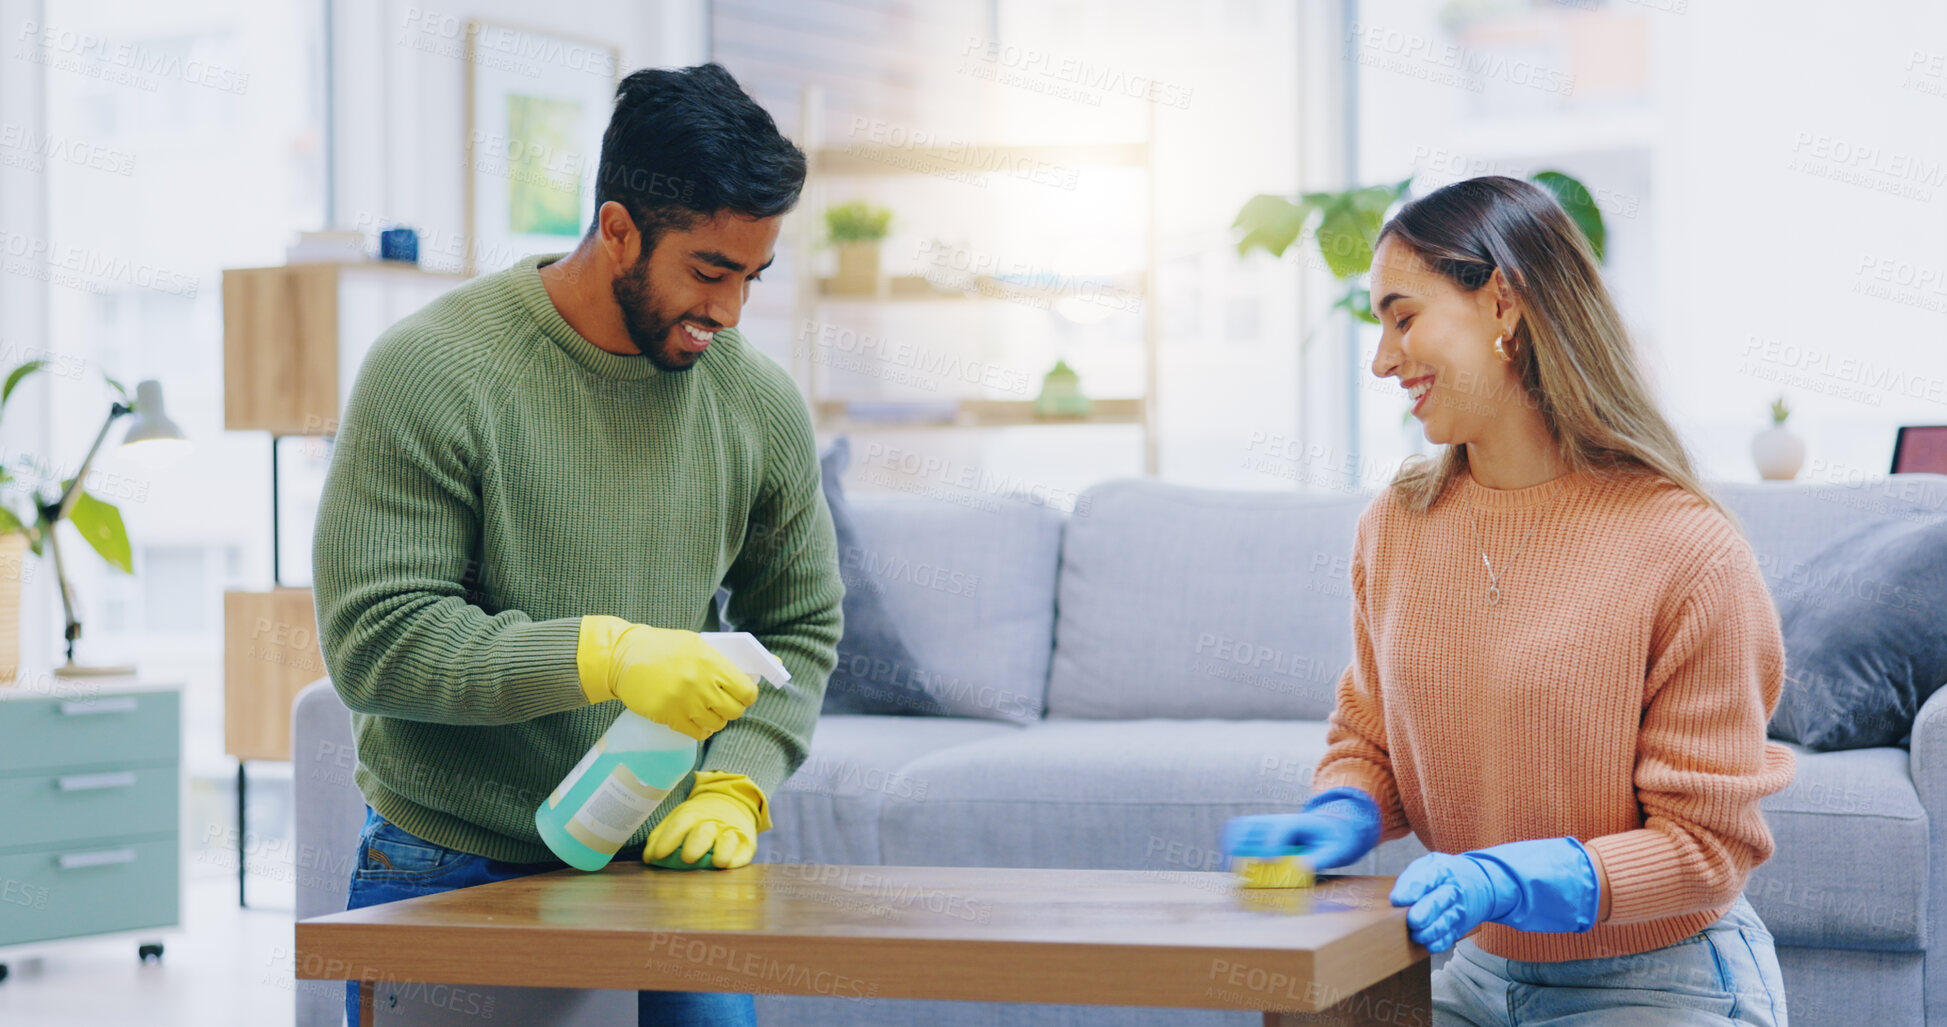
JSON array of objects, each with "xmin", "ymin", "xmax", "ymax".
[
  {"xmin": 1048, "ymin": 480, "xmax": 1369, "ymax": 720},
  {"xmin": 764, "ymin": 714, "xmax": 1020, "ymax": 867},
  {"xmin": 818, "ymin": 438, "xmax": 952, "ymax": 717},
  {"xmin": 844, "ymin": 493, "xmax": 1063, "ymax": 723},
  {"xmin": 1769, "ymin": 514, "xmax": 1947, "ymax": 750},
  {"xmin": 1746, "ymin": 744, "xmax": 1929, "ymax": 950},
  {"xmin": 879, "ymin": 718, "xmax": 1333, "ymax": 872},
  {"xmin": 1714, "ymin": 474, "xmax": 1947, "ymax": 596}
]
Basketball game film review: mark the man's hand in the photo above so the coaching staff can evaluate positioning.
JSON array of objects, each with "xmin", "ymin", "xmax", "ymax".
[
  {"xmin": 644, "ymin": 771, "xmax": 771, "ymax": 870},
  {"xmin": 577, "ymin": 615, "xmax": 758, "ymax": 741}
]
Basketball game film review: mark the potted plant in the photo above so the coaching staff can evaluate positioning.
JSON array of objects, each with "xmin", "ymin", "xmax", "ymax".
[
  {"xmin": 825, "ymin": 199, "xmax": 893, "ymax": 295},
  {"xmin": 0, "ymin": 361, "xmax": 142, "ymax": 679},
  {"xmin": 1752, "ymin": 395, "xmax": 1806, "ymax": 481},
  {"xmin": 1034, "ymin": 359, "xmax": 1091, "ymax": 418}
]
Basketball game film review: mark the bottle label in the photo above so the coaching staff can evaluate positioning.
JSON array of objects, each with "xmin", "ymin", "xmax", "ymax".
[
  {"xmin": 564, "ymin": 763, "xmax": 670, "ymax": 853},
  {"xmin": 548, "ymin": 737, "xmax": 605, "ymax": 810}
]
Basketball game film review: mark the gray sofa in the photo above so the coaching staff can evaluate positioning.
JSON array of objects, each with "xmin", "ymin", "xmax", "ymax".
[{"xmin": 293, "ymin": 473, "xmax": 1947, "ymax": 1026}]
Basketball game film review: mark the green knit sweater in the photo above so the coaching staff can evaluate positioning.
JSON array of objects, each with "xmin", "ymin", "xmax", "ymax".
[{"xmin": 312, "ymin": 254, "xmax": 844, "ymax": 862}]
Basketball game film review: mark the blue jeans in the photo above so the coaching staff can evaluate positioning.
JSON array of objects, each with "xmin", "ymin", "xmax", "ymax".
[
  {"xmin": 344, "ymin": 807, "xmax": 756, "ymax": 1027},
  {"xmin": 1432, "ymin": 893, "xmax": 1787, "ymax": 1025}
]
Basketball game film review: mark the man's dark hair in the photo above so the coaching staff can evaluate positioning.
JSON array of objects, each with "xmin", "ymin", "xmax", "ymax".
[{"xmin": 594, "ymin": 63, "xmax": 806, "ymax": 248}]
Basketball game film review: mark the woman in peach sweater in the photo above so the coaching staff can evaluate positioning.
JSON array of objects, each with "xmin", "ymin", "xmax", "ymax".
[{"xmin": 1224, "ymin": 176, "xmax": 1794, "ymax": 1025}]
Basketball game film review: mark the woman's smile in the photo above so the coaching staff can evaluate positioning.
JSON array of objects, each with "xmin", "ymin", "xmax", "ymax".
[{"xmin": 1404, "ymin": 374, "xmax": 1435, "ymax": 415}]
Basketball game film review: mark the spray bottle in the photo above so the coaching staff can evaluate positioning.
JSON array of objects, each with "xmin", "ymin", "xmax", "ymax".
[{"xmin": 535, "ymin": 632, "xmax": 792, "ymax": 871}]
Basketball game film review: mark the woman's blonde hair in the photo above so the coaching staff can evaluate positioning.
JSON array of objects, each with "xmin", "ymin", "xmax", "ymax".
[{"xmin": 1377, "ymin": 176, "xmax": 1733, "ymax": 525}]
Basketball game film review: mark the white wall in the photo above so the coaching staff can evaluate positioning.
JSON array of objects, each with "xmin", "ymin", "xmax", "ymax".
[
  {"xmin": 326, "ymin": 0, "xmax": 1947, "ymax": 492},
  {"xmin": 1348, "ymin": 0, "xmax": 1947, "ymax": 485},
  {"xmin": 1651, "ymin": 0, "xmax": 1947, "ymax": 482},
  {"xmin": 328, "ymin": 0, "xmax": 706, "ymax": 258}
]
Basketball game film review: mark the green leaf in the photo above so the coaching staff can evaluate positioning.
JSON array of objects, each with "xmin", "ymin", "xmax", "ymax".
[
  {"xmin": 104, "ymin": 375, "xmax": 129, "ymax": 401},
  {"xmin": 1232, "ymin": 194, "xmax": 1314, "ymax": 258},
  {"xmin": 0, "ymin": 360, "xmax": 47, "ymax": 432},
  {"xmin": 823, "ymin": 200, "xmax": 892, "ymax": 243},
  {"xmin": 0, "ymin": 504, "xmax": 23, "ymax": 538},
  {"xmin": 1347, "ymin": 176, "xmax": 1412, "ymax": 216},
  {"xmin": 67, "ymin": 491, "xmax": 133, "ymax": 574},
  {"xmin": 1314, "ymin": 196, "xmax": 1384, "ymax": 279},
  {"xmin": 1531, "ymin": 170, "xmax": 1606, "ymax": 263},
  {"xmin": 3, "ymin": 361, "xmax": 46, "ymax": 405},
  {"xmin": 1236, "ymin": 177, "xmax": 1410, "ymax": 275},
  {"xmin": 1333, "ymin": 287, "xmax": 1381, "ymax": 325}
]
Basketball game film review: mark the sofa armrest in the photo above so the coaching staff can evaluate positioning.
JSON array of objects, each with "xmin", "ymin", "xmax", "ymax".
[
  {"xmin": 1910, "ymin": 686, "xmax": 1947, "ymax": 961},
  {"xmin": 1911, "ymin": 686, "xmax": 1947, "ymax": 811},
  {"xmin": 291, "ymin": 677, "xmax": 361, "ymax": 921}
]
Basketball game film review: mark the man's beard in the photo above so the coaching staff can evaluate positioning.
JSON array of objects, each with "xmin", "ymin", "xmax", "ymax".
[{"xmin": 611, "ymin": 255, "xmax": 698, "ymax": 372}]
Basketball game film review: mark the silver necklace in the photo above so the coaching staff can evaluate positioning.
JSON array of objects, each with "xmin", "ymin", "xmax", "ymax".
[{"xmin": 1465, "ymin": 478, "xmax": 1567, "ymax": 607}]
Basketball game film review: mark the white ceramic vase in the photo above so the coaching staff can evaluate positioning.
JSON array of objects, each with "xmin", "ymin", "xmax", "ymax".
[{"xmin": 1751, "ymin": 425, "xmax": 1806, "ymax": 480}]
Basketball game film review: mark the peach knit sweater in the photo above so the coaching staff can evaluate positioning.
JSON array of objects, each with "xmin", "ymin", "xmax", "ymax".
[{"xmin": 1313, "ymin": 466, "xmax": 1796, "ymax": 962}]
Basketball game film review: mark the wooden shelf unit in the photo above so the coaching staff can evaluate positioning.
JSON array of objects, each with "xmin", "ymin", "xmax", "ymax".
[
  {"xmin": 222, "ymin": 261, "xmax": 465, "ymax": 435},
  {"xmin": 222, "ymin": 587, "xmax": 322, "ymax": 763},
  {"xmin": 792, "ymin": 92, "xmax": 1161, "ymax": 474},
  {"xmin": 814, "ymin": 397, "xmax": 1146, "ymax": 434},
  {"xmin": 815, "ymin": 272, "xmax": 1147, "ymax": 305},
  {"xmin": 220, "ymin": 260, "xmax": 467, "ymax": 763}
]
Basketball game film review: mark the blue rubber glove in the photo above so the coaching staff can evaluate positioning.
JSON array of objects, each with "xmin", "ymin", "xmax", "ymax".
[
  {"xmin": 1220, "ymin": 787, "xmax": 1382, "ymax": 870},
  {"xmin": 1388, "ymin": 837, "xmax": 1600, "ymax": 953}
]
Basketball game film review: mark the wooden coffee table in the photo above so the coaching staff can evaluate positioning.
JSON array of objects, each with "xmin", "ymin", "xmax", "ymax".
[{"xmin": 296, "ymin": 863, "xmax": 1431, "ymax": 1025}]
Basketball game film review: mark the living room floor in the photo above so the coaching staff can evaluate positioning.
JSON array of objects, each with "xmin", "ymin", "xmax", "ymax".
[{"xmin": 0, "ymin": 874, "xmax": 296, "ymax": 1027}]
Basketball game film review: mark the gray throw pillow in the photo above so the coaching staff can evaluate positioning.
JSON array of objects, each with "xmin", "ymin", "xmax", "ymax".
[
  {"xmin": 816, "ymin": 437, "xmax": 950, "ymax": 716},
  {"xmin": 1769, "ymin": 514, "xmax": 1947, "ymax": 750}
]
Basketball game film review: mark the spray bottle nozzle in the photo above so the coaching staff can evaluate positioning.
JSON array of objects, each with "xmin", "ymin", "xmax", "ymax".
[{"xmin": 698, "ymin": 632, "xmax": 800, "ymax": 696}]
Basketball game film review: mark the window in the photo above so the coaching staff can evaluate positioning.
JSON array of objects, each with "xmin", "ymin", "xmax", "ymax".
[{"xmin": 21, "ymin": 0, "xmax": 327, "ymax": 766}]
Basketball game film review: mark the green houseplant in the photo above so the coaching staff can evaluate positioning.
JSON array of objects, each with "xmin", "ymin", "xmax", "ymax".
[
  {"xmin": 0, "ymin": 361, "xmax": 186, "ymax": 675},
  {"xmin": 825, "ymin": 200, "xmax": 894, "ymax": 295},
  {"xmin": 0, "ymin": 362, "xmax": 133, "ymax": 571}
]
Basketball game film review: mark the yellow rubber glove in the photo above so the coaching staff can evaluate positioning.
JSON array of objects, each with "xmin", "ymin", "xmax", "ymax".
[
  {"xmin": 644, "ymin": 771, "xmax": 772, "ymax": 870},
  {"xmin": 576, "ymin": 616, "xmax": 759, "ymax": 742}
]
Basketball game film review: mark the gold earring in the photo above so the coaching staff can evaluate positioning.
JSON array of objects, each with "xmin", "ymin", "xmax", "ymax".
[{"xmin": 1493, "ymin": 332, "xmax": 1512, "ymax": 363}]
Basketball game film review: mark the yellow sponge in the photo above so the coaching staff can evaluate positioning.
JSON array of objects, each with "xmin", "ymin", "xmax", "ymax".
[{"xmin": 1233, "ymin": 854, "xmax": 1315, "ymax": 889}]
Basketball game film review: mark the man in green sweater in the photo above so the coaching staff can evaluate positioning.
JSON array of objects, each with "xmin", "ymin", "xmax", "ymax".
[{"xmin": 313, "ymin": 63, "xmax": 842, "ymax": 1026}]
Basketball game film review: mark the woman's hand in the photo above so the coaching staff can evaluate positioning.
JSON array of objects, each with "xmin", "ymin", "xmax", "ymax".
[
  {"xmin": 1220, "ymin": 787, "xmax": 1382, "ymax": 870},
  {"xmin": 1390, "ymin": 838, "xmax": 1600, "ymax": 952}
]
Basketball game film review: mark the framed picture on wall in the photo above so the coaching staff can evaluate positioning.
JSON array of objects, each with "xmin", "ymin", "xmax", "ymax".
[{"xmin": 464, "ymin": 22, "xmax": 619, "ymax": 275}]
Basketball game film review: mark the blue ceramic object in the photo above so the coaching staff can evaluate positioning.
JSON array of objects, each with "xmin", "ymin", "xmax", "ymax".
[{"xmin": 379, "ymin": 227, "xmax": 418, "ymax": 263}]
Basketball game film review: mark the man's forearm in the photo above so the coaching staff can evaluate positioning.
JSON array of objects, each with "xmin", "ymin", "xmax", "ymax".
[{"xmin": 317, "ymin": 584, "xmax": 589, "ymax": 726}]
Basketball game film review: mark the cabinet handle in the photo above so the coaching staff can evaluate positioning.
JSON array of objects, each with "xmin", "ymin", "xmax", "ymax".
[
  {"xmin": 57, "ymin": 771, "xmax": 139, "ymax": 791},
  {"xmin": 58, "ymin": 848, "xmax": 137, "ymax": 870},
  {"xmin": 59, "ymin": 697, "xmax": 139, "ymax": 716}
]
